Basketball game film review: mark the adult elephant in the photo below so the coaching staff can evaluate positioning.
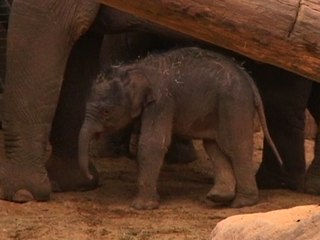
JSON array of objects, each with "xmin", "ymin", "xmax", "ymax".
[{"xmin": 2, "ymin": 0, "xmax": 195, "ymax": 202}]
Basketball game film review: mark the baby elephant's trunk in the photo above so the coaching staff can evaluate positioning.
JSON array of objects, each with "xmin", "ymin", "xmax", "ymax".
[{"xmin": 78, "ymin": 122, "xmax": 99, "ymax": 180}]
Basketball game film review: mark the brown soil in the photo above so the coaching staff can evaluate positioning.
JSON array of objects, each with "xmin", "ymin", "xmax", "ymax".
[{"xmin": 0, "ymin": 132, "xmax": 319, "ymax": 240}]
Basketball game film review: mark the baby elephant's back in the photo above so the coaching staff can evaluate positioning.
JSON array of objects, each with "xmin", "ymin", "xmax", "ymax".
[{"xmin": 141, "ymin": 47, "xmax": 255, "ymax": 104}]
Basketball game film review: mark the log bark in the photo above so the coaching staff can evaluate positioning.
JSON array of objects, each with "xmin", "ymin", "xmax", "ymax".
[{"xmin": 99, "ymin": 0, "xmax": 320, "ymax": 82}]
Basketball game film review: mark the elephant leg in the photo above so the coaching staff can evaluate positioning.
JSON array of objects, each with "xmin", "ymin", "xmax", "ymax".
[
  {"xmin": 131, "ymin": 104, "xmax": 173, "ymax": 210},
  {"xmin": 227, "ymin": 117, "xmax": 258, "ymax": 208},
  {"xmin": 305, "ymin": 82, "xmax": 320, "ymax": 194},
  {"xmin": 47, "ymin": 32, "xmax": 104, "ymax": 192},
  {"xmin": 308, "ymin": 83, "xmax": 320, "ymax": 122},
  {"xmin": 203, "ymin": 140, "xmax": 236, "ymax": 202},
  {"xmin": 254, "ymin": 67, "xmax": 312, "ymax": 191},
  {"xmin": 211, "ymin": 101, "xmax": 258, "ymax": 208},
  {"xmin": 0, "ymin": 0, "xmax": 100, "ymax": 202}
]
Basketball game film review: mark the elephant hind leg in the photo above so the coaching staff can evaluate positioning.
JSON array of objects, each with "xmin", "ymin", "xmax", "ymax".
[
  {"xmin": 215, "ymin": 102, "xmax": 258, "ymax": 207},
  {"xmin": 227, "ymin": 138, "xmax": 259, "ymax": 208},
  {"xmin": 305, "ymin": 82, "xmax": 320, "ymax": 194},
  {"xmin": 255, "ymin": 74, "xmax": 311, "ymax": 191},
  {"xmin": 203, "ymin": 140, "xmax": 235, "ymax": 203}
]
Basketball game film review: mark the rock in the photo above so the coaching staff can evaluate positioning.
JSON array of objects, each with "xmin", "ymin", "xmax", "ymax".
[{"xmin": 211, "ymin": 205, "xmax": 320, "ymax": 240}]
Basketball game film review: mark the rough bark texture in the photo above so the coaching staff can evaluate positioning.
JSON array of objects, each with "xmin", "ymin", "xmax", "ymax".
[{"xmin": 99, "ymin": 0, "xmax": 320, "ymax": 82}]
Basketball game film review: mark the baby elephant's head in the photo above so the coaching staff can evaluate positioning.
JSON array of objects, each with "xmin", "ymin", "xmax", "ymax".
[
  {"xmin": 78, "ymin": 67, "xmax": 153, "ymax": 180},
  {"xmin": 85, "ymin": 72, "xmax": 131, "ymax": 133}
]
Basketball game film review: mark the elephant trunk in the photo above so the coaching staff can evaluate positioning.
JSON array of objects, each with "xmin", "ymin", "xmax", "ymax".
[{"xmin": 78, "ymin": 121, "xmax": 102, "ymax": 180}]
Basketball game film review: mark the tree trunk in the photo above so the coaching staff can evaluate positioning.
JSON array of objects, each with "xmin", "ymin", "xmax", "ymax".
[{"xmin": 99, "ymin": 0, "xmax": 320, "ymax": 82}]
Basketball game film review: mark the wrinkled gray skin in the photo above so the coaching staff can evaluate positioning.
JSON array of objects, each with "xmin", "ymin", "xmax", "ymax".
[
  {"xmin": 2, "ymin": 0, "xmax": 192, "ymax": 202},
  {"xmin": 5, "ymin": 0, "xmax": 319, "ymax": 205},
  {"xmin": 2, "ymin": 0, "xmax": 103, "ymax": 202},
  {"xmin": 79, "ymin": 47, "xmax": 282, "ymax": 209}
]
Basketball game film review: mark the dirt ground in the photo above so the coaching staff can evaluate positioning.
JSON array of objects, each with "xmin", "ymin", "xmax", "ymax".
[{"xmin": 0, "ymin": 132, "xmax": 320, "ymax": 240}]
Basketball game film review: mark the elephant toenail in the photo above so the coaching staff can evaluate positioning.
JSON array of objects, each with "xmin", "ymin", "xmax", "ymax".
[{"xmin": 13, "ymin": 189, "xmax": 35, "ymax": 203}]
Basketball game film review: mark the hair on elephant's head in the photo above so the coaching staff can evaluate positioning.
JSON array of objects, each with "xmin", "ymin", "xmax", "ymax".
[
  {"xmin": 87, "ymin": 67, "xmax": 154, "ymax": 132},
  {"xmin": 78, "ymin": 66, "xmax": 154, "ymax": 180}
]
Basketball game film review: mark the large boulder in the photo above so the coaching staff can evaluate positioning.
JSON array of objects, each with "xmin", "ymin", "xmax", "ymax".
[{"xmin": 211, "ymin": 205, "xmax": 320, "ymax": 240}]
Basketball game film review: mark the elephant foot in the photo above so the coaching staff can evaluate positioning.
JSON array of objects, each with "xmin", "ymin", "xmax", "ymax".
[
  {"xmin": 230, "ymin": 192, "xmax": 259, "ymax": 208},
  {"xmin": 256, "ymin": 162, "xmax": 305, "ymax": 191},
  {"xmin": 256, "ymin": 167, "xmax": 285, "ymax": 189},
  {"xmin": 284, "ymin": 175, "xmax": 305, "ymax": 192},
  {"xmin": 257, "ymin": 173, "xmax": 304, "ymax": 191},
  {"xmin": 305, "ymin": 165, "xmax": 320, "ymax": 195},
  {"xmin": 0, "ymin": 161, "xmax": 51, "ymax": 202},
  {"xmin": 206, "ymin": 184, "xmax": 235, "ymax": 202},
  {"xmin": 131, "ymin": 192, "xmax": 160, "ymax": 210},
  {"xmin": 46, "ymin": 155, "xmax": 99, "ymax": 192}
]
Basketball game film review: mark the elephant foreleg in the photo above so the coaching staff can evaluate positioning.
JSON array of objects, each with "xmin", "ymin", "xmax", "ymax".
[
  {"xmin": 0, "ymin": 0, "xmax": 100, "ymax": 202},
  {"xmin": 132, "ymin": 103, "xmax": 173, "ymax": 210}
]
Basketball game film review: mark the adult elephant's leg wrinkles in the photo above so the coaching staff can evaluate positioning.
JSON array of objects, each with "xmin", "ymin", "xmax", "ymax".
[{"xmin": 1, "ymin": 0, "xmax": 100, "ymax": 202}]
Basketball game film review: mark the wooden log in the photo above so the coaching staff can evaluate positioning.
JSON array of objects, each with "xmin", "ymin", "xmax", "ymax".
[{"xmin": 98, "ymin": 0, "xmax": 320, "ymax": 82}]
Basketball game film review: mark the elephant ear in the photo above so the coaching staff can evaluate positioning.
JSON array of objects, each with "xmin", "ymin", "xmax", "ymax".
[{"xmin": 124, "ymin": 69, "xmax": 154, "ymax": 118}]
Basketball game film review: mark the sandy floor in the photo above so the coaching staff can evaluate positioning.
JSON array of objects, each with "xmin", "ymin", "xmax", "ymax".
[{"xmin": 0, "ymin": 132, "xmax": 319, "ymax": 240}]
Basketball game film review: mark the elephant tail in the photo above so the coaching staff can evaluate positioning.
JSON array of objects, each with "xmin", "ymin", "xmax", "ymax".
[{"xmin": 245, "ymin": 72, "xmax": 284, "ymax": 167}]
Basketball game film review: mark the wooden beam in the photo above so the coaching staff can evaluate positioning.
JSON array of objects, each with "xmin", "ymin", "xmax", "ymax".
[{"xmin": 98, "ymin": 0, "xmax": 320, "ymax": 82}]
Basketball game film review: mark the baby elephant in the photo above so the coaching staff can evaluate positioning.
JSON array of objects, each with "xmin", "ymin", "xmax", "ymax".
[{"xmin": 78, "ymin": 47, "xmax": 282, "ymax": 209}]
